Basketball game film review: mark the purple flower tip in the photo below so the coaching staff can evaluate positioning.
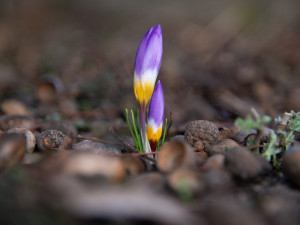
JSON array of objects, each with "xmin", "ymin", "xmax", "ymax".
[
  {"xmin": 147, "ymin": 80, "xmax": 164, "ymax": 128},
  {"xmin": 134, "ymin": 25, "xmax": 163, "ymax": 78}
]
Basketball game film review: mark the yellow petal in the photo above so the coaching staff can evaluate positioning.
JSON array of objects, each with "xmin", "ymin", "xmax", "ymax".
[
  {"xmin": 147, "ymin": 125, "xmax": 162, "ymax": 143},
  {"xmin": 134, "ymin": 79, "xmax": 155, "ymax": 106}
]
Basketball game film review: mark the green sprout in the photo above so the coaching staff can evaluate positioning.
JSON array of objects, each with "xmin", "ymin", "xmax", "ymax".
[
  {"xmin": 235, "ymin": 109, "xmax": 300, "ymax": 170},
  {"xmin": 277, "ymin": 129, "xmax": 294, "ymax": 151},
  {"xmin": 156, "ymin": 118, "xmax": 168, "ymax": 151},
  {"xmin": 276, "ymin": 110, "xmax": 300, "ymax": 151},
  {"xmin": 125, "ymin": 109, "xmax": 143, "ymax": 152},
  {"xmin": 290, "ymin": 110, "xmax": 300, "ymax": 132},
  {"xmin": 235, "ymin": 114, "xmax": 271, "ymax": 132},
  {"xmin": 261, "ymin": 130, "xmax": 281, "ymax": 169},
  {"xmin": 125, "ymin": 109, "xmax": 168, "ymax": 152},
  {"xmin": 235, "ymin": 108, "xmax": 271, "ymax": 152}
]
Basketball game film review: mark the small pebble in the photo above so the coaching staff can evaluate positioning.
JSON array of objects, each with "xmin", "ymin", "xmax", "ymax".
[
  {"xmin": 128, "ymin": 172, "xmax": 166, "ymax": 193},
  {"xmin": 202, "ymin": 154, "xmax": 225, "ymax": 171},
  {"xmin": 282, "ymin": 149, "xmax": 300, "ymax": 188},
  {"xmin": 233, "ymin": 129, "xmax": 257, "ymax": 144},
  {"xmin": 61, "ymin": 153, "xmax": 126, "ymax": 182},
  {"xmin": 230, "ymin": 125, "xmax": 241, "ymax": 137},
  {"xmin": 225, "ymin": 146, "xmax": 270, "ymax": 179},
  {"xmin": 37, "ymin": 74, "xmax": 64, "ymax": 103},
  {"xmin": 206, "ymin": 139, "xmax": 239, "ymax": 156},
  {"xmin": 73, "ymin": 140, "xmax": 122, "ymax": 154},
  {"xmin": 184, "ymin": 120, "xmax": 219, "ymax": 150},
  {"xmin": 22, "ymin": 153, "xmax": 44, "ymax": 165},
  {"xmin": 0, "ymin": 133, "xmax": 26, "ymax": 172},
  {"xmin": 195, "ymin": 150, "xmax": 208, "ymax": 166},
  {"xmin": 218, "ymin": 127, "xmax": 232, "ymax": 140},
  {"xmin": 1, "ymin": 99, "xmax": 31, "ymax": 115},
  {"xmin": 157, "ymin": 140, "xmax": 196, "ymax": 173},
  {"xmin": 7, "ymin": 127, "xmax": 36, "ymax": 153},
  {"xmin": 257, "ymin": 186, "xmax": 300, "ymax": 225},
  {"xmin": 0, "ymin": 115, "xmax": 41, "ymax": 131},
  {"xmin": 37, "ymin": 82, "xmax": 58, "ymax": 103},
  {"xmin": 119, "ymin": 154, "xmax": 146, "ymax": 175},
  {"xmin": 168, "ymin": 168, "xmax": 206, "ymax": 196},
  {"xmin": 202, "ymin": 194, "xmax": 267, "ymax": 225},
  {"xmin": 37, "ymin": 129, "xmax": 69, "ymax": 151},
  {"xmin": 204, "ymin": 169, "xmax": 233, "ymax": 193},
  {"xmin": 169, "ymin": 135, "xmax": 185, "ymax": 142}
]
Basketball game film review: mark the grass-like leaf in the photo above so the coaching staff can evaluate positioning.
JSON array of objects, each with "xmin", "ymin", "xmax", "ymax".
[
  {"xmin": 156, "ymin": 118, "xmax": 168, "ymax": 151},
  {"xmin": 125, "ymin": 109, "xmax": 138, "ymax": 148},
  {"xmin": 131, "ymin": 109, "xmax": 143, "ymax": 152}
]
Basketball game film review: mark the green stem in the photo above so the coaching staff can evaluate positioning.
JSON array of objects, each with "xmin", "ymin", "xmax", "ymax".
[
  {"xmin": 139, "ymin": 105, "xmax": 147, "ymax": 152},
  {"xmin": 156, "ymin": 118, "xmax": 168, "ymax": 151},
  {"xmin": 125, "ymin": 109, "xmax": 138, "ymax": 148},
  {"xmin": 161, "ymin": 118, "xmax": 168, "ymax": 145}
]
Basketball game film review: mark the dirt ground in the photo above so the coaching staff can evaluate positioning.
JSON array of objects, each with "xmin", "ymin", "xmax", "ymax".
[{"xmin": 0, "ymin": 1, "xmax": 300, "ymax": 225}]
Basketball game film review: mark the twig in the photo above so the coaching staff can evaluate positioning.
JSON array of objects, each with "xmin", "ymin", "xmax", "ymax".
[
  {"xmin": 276, "ymin": 112, "xmax": 293, "ymax": 132},
  {"xmin": 166, "ymin": 111, "xmax": 173, "ymax": 141},
  {"xmin": 109, "ymin": 127, "xmax": 156, "ymax": 162},
  {"xmin": 108, "ymin": 128, "xmax": 139, "ymax": 152},
  {"xmin": 250, "ymin": 108, "xmax": 263, "ymax": 153},
  {"xmin": 133, "ymin": 152, "xmax": 159, "ymax": 156},
  {"xmin": 252, "ymin": 129, "xmax": 262, "ymax": 153}
]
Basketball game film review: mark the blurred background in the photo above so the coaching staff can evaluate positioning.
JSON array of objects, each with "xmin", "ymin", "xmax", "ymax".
[
  {"xmin": 0, "ymin": 0, "xmax": 300, "ymax": 135},
  {"xmin": 1, "ymin": 1, "xmax": 300, "ymax": 225}
]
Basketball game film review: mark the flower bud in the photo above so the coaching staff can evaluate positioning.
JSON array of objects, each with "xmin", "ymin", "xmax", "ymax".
[
  {"xmin": 134, "ymin": 25, "xmax": 163, "ymax": 106},
  {"xmin": 147, "ymin": 81, "xmax": 164, "ymax": 151}
]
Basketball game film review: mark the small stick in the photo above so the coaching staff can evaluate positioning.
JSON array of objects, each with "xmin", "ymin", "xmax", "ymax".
[
  {"xmin": 250, "ymin": 108, "xmax": 263, "ymax": 153},
  {"xmin": 276, "ymin": 112, "xmax": 293, "ymax": 132},
  {"xmin": 133, "ymin": 152, "xmax": 159, "ymax": 156},
  {"xmin": 252, "ymin": 129, "xmax": 262, "ymax": 153},
  {"xmin": 109, "ymin": 127, "xmax": 156, "ymax": 162},
  {"xmin": 166, "ymin": 111, "xmax": 173, "ymax": 141},
  {"xmin": 108, "ymin": 128, "xmax": 139, "ymax": 152}
]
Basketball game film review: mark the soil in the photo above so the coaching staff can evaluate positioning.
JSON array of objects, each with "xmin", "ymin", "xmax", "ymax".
[{"xmin": 0, "ymin": 1, "xmax": 300, "ymax": 225}]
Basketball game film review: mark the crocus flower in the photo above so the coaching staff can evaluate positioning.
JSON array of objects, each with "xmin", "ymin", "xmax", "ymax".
[
  {"xmin": 134, "ymin": 24, "xmax": 163, "ymax": 107},
  {"xmin": 133, "ymin": 24, "xmax": 163, "ymax": 152},
  {"xmin": 147, "ymin": 80, "xmax": 164, "ymax": 153}
]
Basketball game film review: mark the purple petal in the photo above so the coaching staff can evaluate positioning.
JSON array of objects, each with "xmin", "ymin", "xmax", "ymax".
[
  {"xmin": 148, "ymin": 80, "xmax": 164, "ymax": 127},
  {"xmin": 134, "ymin": 25, "xmax": 163, "ymax": 78}
]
